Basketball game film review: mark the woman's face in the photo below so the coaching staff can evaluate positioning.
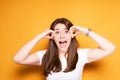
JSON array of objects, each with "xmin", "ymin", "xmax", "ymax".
[{"xmin": 53, "ymin": 23, "xmax": 72, "ymax": 53}]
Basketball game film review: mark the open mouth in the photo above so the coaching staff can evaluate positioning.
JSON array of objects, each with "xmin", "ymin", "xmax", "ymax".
[{"xmin": 59, "ymin": 41, "xmax": 67, "ymax": 48}]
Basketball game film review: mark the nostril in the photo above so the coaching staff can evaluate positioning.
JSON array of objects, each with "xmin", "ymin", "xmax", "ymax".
[{"xmin": 60, "ymin": 35, "xmax": 64, "ymax": 38}]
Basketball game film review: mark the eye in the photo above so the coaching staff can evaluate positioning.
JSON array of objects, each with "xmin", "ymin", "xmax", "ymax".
[
  {"xmin": 65, "ymin": 30, "xmax": 69, "ymax": 33},
  {"xmin": 55, "ymin": 31, "xmax": 59, "ymax": 34}
]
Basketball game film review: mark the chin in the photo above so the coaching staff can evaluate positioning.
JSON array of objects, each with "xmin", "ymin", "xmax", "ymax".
[{"xmin": 59, "ymin": 47, "xmax": 68, "ymax": 52}]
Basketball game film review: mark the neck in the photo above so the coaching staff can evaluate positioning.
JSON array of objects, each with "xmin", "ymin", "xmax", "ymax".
[{"xmin": 59, "ymin": 49, "xmax": 68, "ymax": 58}]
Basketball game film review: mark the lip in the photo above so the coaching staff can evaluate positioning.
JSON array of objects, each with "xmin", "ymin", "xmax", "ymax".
[
  {"xmin": 59, "ymin": 40, "xmax": 67, "ymax": 48},
  {"xmin": 59, "ymin": 41, "xmax": 67, "ymax": 43}
]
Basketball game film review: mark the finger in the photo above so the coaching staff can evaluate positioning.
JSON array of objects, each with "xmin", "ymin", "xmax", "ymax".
[
  {"xmin": 46, "ymin": 30, "xmax": 54, "ymax": 39},
  {"xmin": 70, "ymin": 26, "xmax": 81, "ymax": 37},
  {"xmin": 70, "ymin": 27, "xmax": 76, "ymax": 38},
  {"xmin": 70, "ymin": 26, "xmax": 79, "ymax": 34},
  {"xmin": 49, "ymin": 31, "xmax": 54, "ymax": 39},
  {"xmin": 70, "ymin": 26, "xmax": 75, "ymax": 34}
]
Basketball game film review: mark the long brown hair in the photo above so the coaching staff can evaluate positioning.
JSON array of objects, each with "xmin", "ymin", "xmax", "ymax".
[{"xmin": 42, "ymin": 18, "xmax": 79, "ymax": 76}]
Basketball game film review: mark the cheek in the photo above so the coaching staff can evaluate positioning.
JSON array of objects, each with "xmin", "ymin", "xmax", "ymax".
[
  {"xmin": 66, "ymin": 36, "xmax": 72, "ymax": 43},
  {"xmin": 53, "ymin": 36, "xmax": 59, "ymax": 43},
  {"xmin": 66, "ymin": 35, "xmax": 72, "ymax": 40},
  {"xmin": 54, "ymin": 35, "xmax": 58, "ymax": 39}
]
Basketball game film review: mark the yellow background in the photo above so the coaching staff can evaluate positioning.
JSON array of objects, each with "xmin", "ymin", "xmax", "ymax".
[{"xmin": 0, "ymin": 0, "xmax": 120, "ymax": 80}]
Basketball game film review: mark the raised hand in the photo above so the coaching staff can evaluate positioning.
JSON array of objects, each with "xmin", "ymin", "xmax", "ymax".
[
  {"xmin": 70, "ymin": 25, "xmax": 88, "ymax": 38},
  {"xmin": 40, "ymin": 29, "xmax": 54, "ymax": 39}
]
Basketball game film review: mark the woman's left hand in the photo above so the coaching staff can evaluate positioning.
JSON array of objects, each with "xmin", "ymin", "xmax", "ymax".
[{"xmin": 70, "ymin": 25, "xmax": 88, "ymax": 37}]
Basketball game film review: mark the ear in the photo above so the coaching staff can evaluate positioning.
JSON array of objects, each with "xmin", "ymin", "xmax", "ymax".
[
  {"xmin": 50, "ymin": 31, "xmax": 55, "ymax": 39},
  {"xmin": 45, "ymin": 30, "xmax": 54, "ymax": 39},
  {"xmin": 70, "ymin": 28, "xmax": 76, "ymax": 38},
  {"xmin": 71, "ymin": 32, "xmax": 76, "ymax": 38}
]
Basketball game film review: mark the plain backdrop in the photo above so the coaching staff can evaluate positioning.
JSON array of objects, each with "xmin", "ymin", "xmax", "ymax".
[{"xmin": 0, "ymin": 0, "xmax": 120, "ymax": 80}]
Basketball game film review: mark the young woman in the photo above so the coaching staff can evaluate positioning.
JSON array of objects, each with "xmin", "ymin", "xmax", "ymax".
[{"xmin": 13, "ymin": 18, "xmax": 116, "ymax": 80}]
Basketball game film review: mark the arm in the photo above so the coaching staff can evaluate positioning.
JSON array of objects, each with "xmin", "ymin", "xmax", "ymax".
[
  {"xmin": 70, "ymin": 26, "xmax": 116, "ymax": 63},
  {"xmin": 13, "ymin": 29, "xmax": 54, "ymax": 65}
]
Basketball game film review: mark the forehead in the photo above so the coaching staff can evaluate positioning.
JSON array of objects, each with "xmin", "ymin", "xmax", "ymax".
[{"xmin": 54, "ymin": 23, "xmax": 67, "ymax": 30}]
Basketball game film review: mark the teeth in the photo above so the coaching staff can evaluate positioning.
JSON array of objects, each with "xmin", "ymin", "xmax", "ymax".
[
  {"xmin": 59, "ymin": 41, "xmax": 67, "ymax": 48},
  {"xmin": 59, "ymin": 41, "xmax": 67, "ymax": 43}
]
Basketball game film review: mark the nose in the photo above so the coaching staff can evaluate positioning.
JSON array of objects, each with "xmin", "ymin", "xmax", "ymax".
[{"xmin": 60, "ymin": 32, "xmax": 65, "ymax": 39}]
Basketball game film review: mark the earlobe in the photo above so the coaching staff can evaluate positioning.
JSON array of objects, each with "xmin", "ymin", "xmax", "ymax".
[
  {"xmin": 69, "ymin": 29, "xmax": 75, "ymax": 38},
  {"xmin": 50, "ymin": 31, "xmax": 55, "ymax": 39},
  {"xmin": 49, "ymin": 34, "xmax": 54, "ymax": 39},
  {"xmin": 71, "ymin": 34, "xmax": 75, "ymax": 38}
]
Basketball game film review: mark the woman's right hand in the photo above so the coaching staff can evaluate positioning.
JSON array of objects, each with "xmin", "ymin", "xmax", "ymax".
[
  {"xmin": 39, "ymin": 29, "xmax": 54, "ymax": 39},
  {"xmin": 13, "ymin": 29, "xmax": 54, "ymax": 65}
]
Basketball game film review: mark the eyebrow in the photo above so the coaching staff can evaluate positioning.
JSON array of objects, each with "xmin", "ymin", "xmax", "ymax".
[
  {"xmin": 54, "ymin": 29, "xmax": 60, "ymax": 30},
  {"xmin": 54, "ymin": 28, "xmax": 68, "ymax": 31}
]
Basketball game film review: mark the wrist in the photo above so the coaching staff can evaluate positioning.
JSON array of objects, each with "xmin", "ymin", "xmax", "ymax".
[
  {"xmin": 85, "ymin": 28, "xmax": 92, "ymax": 36},
  {"xmin": 36, "ymin": 34, "xmax": 44, "ymax": 40}
]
